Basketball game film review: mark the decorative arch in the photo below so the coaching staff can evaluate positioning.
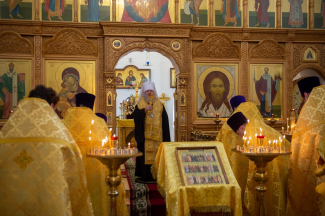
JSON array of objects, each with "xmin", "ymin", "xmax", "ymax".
[
  {"xmin": 104, "ymin": 37, "xmax": 191, "ymax": 141},
  {"xmin": 0, "ymin": 31, "xmax": 33, "ymax": 55},
  {"xmin": 193, "ymin": 33, "xmax": 240, "ymax": 59},
  {"xmin": 43, "ymin": 28, "xmax": 97, "ymax": 56},
  {"xmin": 106, "ymin": 37, "xmax": 182, "ymax": 73},
  {"xmin": 249, "ymin": 39, "xmax": 285, "ymax": 60},
  {"xmin": 292, "ymin": 64, "xmax": 325, "ymax": 81},
  {"xmin": 288, "ymin": 64, "xmax": 325, "ymax": 111}
]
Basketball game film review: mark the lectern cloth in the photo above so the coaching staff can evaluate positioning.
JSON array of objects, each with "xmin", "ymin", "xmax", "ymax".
[
  {"xmin": 63, "ymin": 107, "xmax": 128, "ymax": 216},
  {"xmin": 154, "ymin": 141, "xmax": 242, "ymax": 216},
  {"xmin": 0, "ymin": 98, "xmax": 93, "ymax": 216}
]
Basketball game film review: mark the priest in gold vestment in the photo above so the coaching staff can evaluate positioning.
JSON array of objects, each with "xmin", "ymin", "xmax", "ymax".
[
  {"xmin": 134, "ymin": 81, "xmax": 170, "ymax": 182},
  {"xmin": 0, "ymin": 85, "xmax": 93, "ymax": 216},
  {"xmin": 63, "ymin": 93, "xmax": 128, "ymax": 216},
  {"xmin": 286, "ymin": 85, "xmax": 325, "ymax": 216},
  {"xmin": 217, "ymin": 101, "xmax": 290, "ymax": 216}
]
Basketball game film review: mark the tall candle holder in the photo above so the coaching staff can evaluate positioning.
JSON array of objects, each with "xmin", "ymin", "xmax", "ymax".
[
  {"xmin": 214, "ymin": 113, "xmax": 221, "ymax": 131},
  {"xmin": 87, "ymin": 152, "xmax": 142, "ymax": 216},
  {"xmin": 232, "ymin": 149, "xmax": 291, "ymax": 216}
]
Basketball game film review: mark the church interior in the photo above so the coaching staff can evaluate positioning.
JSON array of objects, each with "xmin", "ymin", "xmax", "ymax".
[{"xmin": 1, "ymin": 0, "xmax": 325, "ymax": 215}]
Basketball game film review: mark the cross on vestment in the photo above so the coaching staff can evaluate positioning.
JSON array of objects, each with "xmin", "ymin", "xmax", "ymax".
[{"xmin": 159, "ymin": 93, "xmax": 170, "ymax": 107}]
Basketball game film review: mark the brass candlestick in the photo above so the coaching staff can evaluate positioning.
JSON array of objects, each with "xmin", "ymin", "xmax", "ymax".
[
  {"xmin": 87, "ymin": 152, "xmax": 142, "ymax": 216},
  {"xmin": 214, "ymin": 119, "xmax": 221, "ymax": 131},
  {"xmin": 232, "ymin": 149, "xmax": 291, "ymax": 216}
]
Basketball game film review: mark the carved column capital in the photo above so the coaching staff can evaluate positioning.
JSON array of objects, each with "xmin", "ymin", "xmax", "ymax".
[{"xmin": 105, "ymin": 72, "xmax": 116, "ymax": 88}]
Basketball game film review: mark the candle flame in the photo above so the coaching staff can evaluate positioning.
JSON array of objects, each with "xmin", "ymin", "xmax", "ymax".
[
  {"xmin": 249, "ymin": 137, "xmax": 251, "ymax": 140},
  {"xmin": 260, "ymin": 128, "xmax": 262, "ymax": 132},
  {"xmin": 91, "ymin": 120, "xmax": 94, "ymax": 124},
  {"xmin": 276, "ymin": 140, "xmax": 278, "ymax": 143},
  {"xmin": 89, "ymin": 131, "xmax": 91, "ymax": 134},
  {"xmin": 247, "ymin": 141, "xmax": 250, "ymax": 144},
  {"xmin": 113, "ymin": 134, "xmax": 116, "ymax": 137},
  {"xmin": 244, "ymin": 131, "xmax": 247, "ymax": 135},
  {"xmin": 255, "ymin": 133, "xmax": 257, "ymax": 137},
  {"xmin": 284, "ymin": 135, "xmax": 286, "ymax": 138},
  {"xmin": 105, "ymin": 136, "xmax": 108, "ymax": 141},
  {"xmin": 247, "ymin": 119, "xmax": 249, "ymax": 123},
  {"xmin": 110, "ymin": 128, "xmax": 112, "ymax": 131},
  {"xmin": 269, "ymin": 140, "xmax": 271, "ymax": 144},
  {"xmin": 89, "ymin": 137, "xmax": 91, "ymax": 141},
  {"xmin": 282, "ymin": 127, "xmax": 284, "ymax": 129}
]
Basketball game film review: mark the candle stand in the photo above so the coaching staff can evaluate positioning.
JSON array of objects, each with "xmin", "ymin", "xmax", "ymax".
[
  {"xmin": 232, "ymin": 149, "xmax": 291, "ymax": 216},
  {"xmin": 87, "ymin": 152, "xmax": 142, "ymax": 216}
]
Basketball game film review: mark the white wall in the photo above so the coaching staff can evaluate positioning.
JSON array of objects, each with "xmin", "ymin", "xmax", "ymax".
[
  {"xmin": 293, "ymin": 69, "xmax": 325, "ymax": 84},
  {"xmin": 115, "ymin": 51, "xmax": 175, "ymax": 141}
]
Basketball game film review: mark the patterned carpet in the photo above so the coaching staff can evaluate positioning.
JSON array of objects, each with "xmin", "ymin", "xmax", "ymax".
[{"xmin": 124, "ymin": 158, "xmax": 166, "ymax": 216}]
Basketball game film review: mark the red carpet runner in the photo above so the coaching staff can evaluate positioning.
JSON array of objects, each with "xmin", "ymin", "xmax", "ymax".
[{"xmin": 123, "ymin": 158, "xmax": 166, "ymax": 216}]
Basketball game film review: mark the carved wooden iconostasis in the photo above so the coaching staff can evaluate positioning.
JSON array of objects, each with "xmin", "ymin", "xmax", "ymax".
[{"xmin": 0, "ymin": 17, "xmax": 325, "ymax": 141}]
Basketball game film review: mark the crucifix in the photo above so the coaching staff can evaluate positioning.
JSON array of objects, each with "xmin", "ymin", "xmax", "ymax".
[{"xmin": 159, "ymin": 93, "xmax": 170, "ymax": 107}]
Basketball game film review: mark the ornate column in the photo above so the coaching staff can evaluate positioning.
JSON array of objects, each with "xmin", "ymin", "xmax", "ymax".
[
  {"xmin": 209, "ymin": 0, "xmax": 213, "ymax": 27},
  {"xmin": 105, "ymin": 72, "xmax": 117, "ymax": 132},
  {"xmin": 34, "ymin": 0, "xmax": 39, "ymax": 21},
  {"xmin": 34, "ymin": 36, "xmax": 42, "ymax": 86},
  {"xmin": 112, "ymin": 0, "xmax": 116, "ymax": 21},
  {"xmin": 74, "ymin": 0, "xmax": 78, "ymax": 22},
  {"xmin": 243, "ymin": 0, "xmax": 248, "ymax": 27},
  {"xmin": 276, "ymin": 0, "xmax": 281, "ymax": 28},
  {"xmin": 309, "ymin": 0, "xmax": 314, "ymax": 29},
  {"xmin": 241, "ymin": 42, "xmax": 249, "ymax": 99},
  {"xmin": 175, "ymin": 0, "xmax": 179, "ymax": 23}
]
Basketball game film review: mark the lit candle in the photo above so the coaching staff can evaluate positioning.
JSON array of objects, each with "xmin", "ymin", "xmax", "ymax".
[
  {"xmin": 128, "ymin": 142, "xmax": 130, "ymax": 149},
  {"xmin": 260, "ymin": 128, "xmax": 262, "ymax": 136},
  {"xmin": 216, "ymin": 113, "xmax": 220, "ymax": 119},
  {"xmin": 282, "ymin": 127, "xmax": 284, "ymax": 133},
  {"xmin": 276, "ymin": 140, "xmax": 278, "ymax": 149},
  {"xmin": 268, "ymin": 140, "xmax": 271, "ymax": 148},
  {"xmin": 247, "ymin": 141, "xmax": 250, "ymax": 150},
  {"xmin": 287, "ymin": 118, "xmax": 289, "ymax": 132}
]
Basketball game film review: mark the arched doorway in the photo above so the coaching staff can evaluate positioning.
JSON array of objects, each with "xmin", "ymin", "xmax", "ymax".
[{"xmin": 115, "ymin": 51, "xmax": 176, "ymax": 141}]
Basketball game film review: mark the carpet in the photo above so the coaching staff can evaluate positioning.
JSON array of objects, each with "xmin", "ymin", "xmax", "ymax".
[{"xmin": 124, "ymin": 158, "xmax": 166, "ymax": 216}]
